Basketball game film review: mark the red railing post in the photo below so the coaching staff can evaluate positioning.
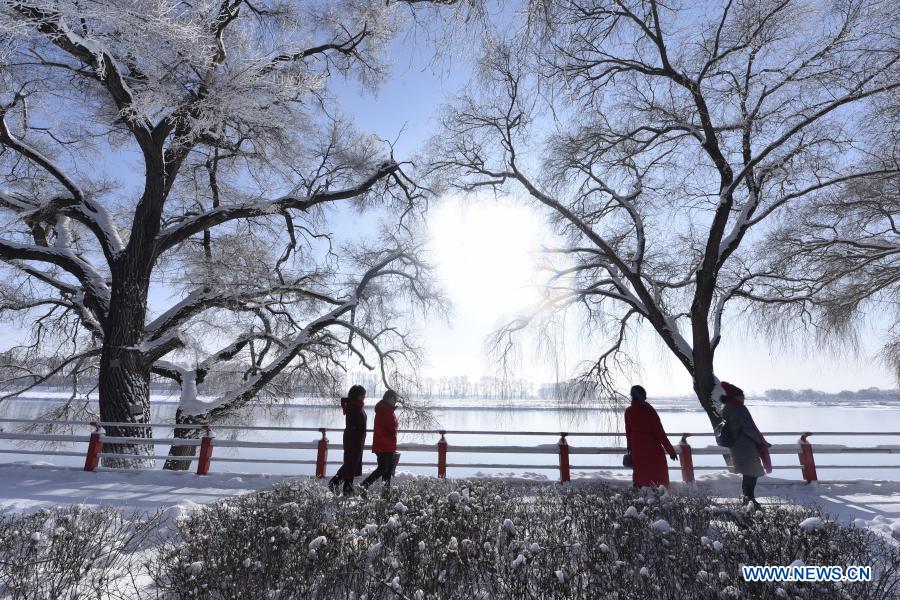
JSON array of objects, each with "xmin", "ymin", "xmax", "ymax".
[
  {"xmin": 558, "ymin": 433, "xmax": 571, "ymax": 483},
  {"xmin": 678, "ymin": 434, "xmax": 694, "ymax": 483},
  {"xmin": 315, "ymin": 428, "xmax": 329, "ymax": 479},
  {"xmin": 83, "ymin": 421, "xmax": 102, "ymax": 472},
  {"xmin": 437, "ymin": 431, "xmax": 447, "ymax": 479},
  {"xmin": 196, "ymin": 425, "xmax": 214, "ymax": 476},
  {"xmin": 798, "ymin": 432, "xmax": 817, "ymax": 483}
]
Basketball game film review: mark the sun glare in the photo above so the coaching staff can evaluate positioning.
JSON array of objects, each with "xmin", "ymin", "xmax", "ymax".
[{"xmin": 430, "ymin": 196, "xmax": 545, "ymax": 318}]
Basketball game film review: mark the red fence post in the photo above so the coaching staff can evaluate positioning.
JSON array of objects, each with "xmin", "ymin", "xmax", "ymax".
[
  {"xmin": 558, "ymin": 433, "xmax": 571, "ymax": 483},
  {"xmin": 196, "ymin": 425, "xmax": 214, "ymax": 476},
  {"xmin": 315, "ymin": 428, "xmax": 329, "ymax": 479},
  {"xmin": 437, "ymin": 431, "xmax": 447, "ymax": 479},
  {"xmin": 798, "ymin": 432, "xmax": 817, "ymax": 483},
  {"xmin": 83, "ymin": 422, "xmax": 102, "ymax": 472},
  {"xmin": 678, "ymin": 434, "xmax": 694, "ymax": 483}
]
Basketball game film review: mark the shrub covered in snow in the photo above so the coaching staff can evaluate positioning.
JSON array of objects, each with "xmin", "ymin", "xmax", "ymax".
[
  {"xmin": 0, "ymin": 505, "xmax": 162, "ymax": 599},
  {"xmin": 4, "ymin": 480, "xmax": 897, "ymax": 599},
  {"xmin": 150, "ymin": 479, "xmax": 900, "ymax": 599}
]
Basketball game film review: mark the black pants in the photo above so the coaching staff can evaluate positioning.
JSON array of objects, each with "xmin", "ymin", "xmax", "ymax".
[
  {"xmin": 335, "ymin": 463, "xmax": 356, "ymax": 482},
  {"xmin": 742, "ymin": 475, "xmax": 758, "ymax": 500},
  {"xmin": 362, "ymin": 452, "xmax": 394, "ymax": 487}
]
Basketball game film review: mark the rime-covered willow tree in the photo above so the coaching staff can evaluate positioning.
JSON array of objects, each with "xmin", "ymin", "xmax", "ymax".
[
  {"xmin": 0, "ymin": 0, "xmax": 466, "ymax": 466},
  {"xmin": 432, "ymin": 0, "xmax": 900, "ymax": 426},
  {"xmin": 759, "ymin": 165, "xmax": 900, "ymax": 382}
]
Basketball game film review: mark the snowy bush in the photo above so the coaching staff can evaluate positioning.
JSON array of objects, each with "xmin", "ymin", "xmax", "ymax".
[
  {"xmin": 0, "ymin": 505, "xmax": 162, "ymax": 599},
  {"xmin": 150, "ymin": 479, "xmax": 900, "ymax": 599}
]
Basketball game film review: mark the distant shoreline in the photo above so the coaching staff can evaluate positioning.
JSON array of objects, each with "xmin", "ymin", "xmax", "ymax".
[{"xmin": 5, "ymin": 394, "xmax": 900, "ymax": 412}]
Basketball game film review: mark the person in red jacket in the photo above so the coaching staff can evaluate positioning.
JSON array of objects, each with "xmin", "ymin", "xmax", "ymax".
[
  {"xmin": 361, "ymin": 390, "xmax": 399, "ymax": 494},
  {"xmin": 625, "ymin": 385, "xmax": 677, "ymax": 487}
]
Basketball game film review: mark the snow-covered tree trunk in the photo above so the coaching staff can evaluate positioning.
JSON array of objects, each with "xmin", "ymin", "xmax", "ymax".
[
  {"xmin": 98, "ymin": 345, "xmax": 153, "ymax": 468},
  {"xmin": 692, "ymin": 270, "xmax": 722, "ymax": 428},
  {"xmin": 97, "ymin": 234, "xmax": 161, "ymax": 466},
  {"xmin": 690, "ymin": 349, "xmax": 720, "ymax": 429},
  {"xmin": 164, "ymin": 409, "xmax": 203, "ymax": 471}
]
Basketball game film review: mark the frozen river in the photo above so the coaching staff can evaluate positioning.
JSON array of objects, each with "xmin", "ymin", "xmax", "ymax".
[{"xmin": 2, "ymin": 393, "xmax": 898, "ymax": 481}]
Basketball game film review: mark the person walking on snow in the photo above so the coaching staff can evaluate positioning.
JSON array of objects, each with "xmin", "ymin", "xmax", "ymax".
[
  {"xmin": 720, "ymin": 381, "xmax": 773, "ymax": 510},
  {"xmin": 329, "ymin": 384, "xmax": 367, "ymax": 496},
  {"xmin": 361, "ymin": 390, "xmax": 399, "ymax": 495},
  {"xmin": 625, "ymin": 385, "xmax": 678, "ymax": 488}
]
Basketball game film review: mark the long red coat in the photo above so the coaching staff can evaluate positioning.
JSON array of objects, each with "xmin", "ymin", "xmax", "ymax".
[
  {"xmin": 625, "ymin": 400, "xmax": 675, "ymax": 487},
  {"xmin": 372, "ymin": 400, "xmax": 398, "ymax": 454}
]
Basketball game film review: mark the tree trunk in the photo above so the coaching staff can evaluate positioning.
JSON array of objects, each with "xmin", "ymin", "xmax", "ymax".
[
  {"xmin": 97, "ymin": 260, "xmax": 154, "ymax": 468},
  {"xmin": 98, "ymin": 343, "xmax": 153, "ymax": 468},
  {"xmin": 691, "ymin": 354, "xmax": 734, "ymax": 468},
  {"xmin": 691, "ymin": 348, "xmax": 721, "ymax": 429},
  {"xmin": 690, "ymin": 264, "xmax": 723, "ymax": 431},
  {"xmin": 163, "ymin": 409, "xmax": 203, "ymax": 471}
]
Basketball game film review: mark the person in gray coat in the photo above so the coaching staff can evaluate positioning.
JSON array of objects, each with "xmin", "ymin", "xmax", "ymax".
[{"xmin": 720, "ymin": 381, "xmax": 772, "ymax": 510}]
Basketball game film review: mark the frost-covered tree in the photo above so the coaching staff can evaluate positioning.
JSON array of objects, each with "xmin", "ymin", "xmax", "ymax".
[
  {"xmin": 432, "ymin": 0, "xmax": 900, "ymax": 425},
  {"xmin": 757, "ymin": 162, "xmax": 900, "ymax": 383},
  {"xmin": 0, "ymin": 0, "xmax": 469, "ymax": 466}
]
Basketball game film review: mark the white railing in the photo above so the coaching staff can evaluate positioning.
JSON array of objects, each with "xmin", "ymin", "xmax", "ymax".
[{"xmin": 0, "ymin": 418, "xmax": 898, "ymax": 482}]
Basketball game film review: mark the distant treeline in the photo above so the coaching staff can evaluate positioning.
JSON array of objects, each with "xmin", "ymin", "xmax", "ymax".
[
  {"xmin": 13, "ymin": 371, "xmax": 899, "ymax": 404},
  {"xmin": 764, "ymin": 387, "xmax": 900, "ymax": 402}
]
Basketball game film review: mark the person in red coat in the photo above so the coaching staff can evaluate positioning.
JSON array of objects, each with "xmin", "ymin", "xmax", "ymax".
[
  {"xmin": 361, "ymin": 390, "xmax": 399, "ymax": 493},
  {"xmin": 625, "ymin": 385, "xmax": 677, "ymax": 487},
  {"xmin": 328, "ymin": 384, "xmax": 367, "ymax": 496}
]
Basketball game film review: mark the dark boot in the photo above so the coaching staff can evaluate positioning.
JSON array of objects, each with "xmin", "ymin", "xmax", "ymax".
[
  {"xmin": 342, "ymin": 480, "xmax": 355, "ymax": 497},
  {"xmin": 742, "ymin": 495, "xmax": 763, "ymax": 511},
  {"xmin": 328, "ymin": 476, "xmax": 341, "ymax": 494}
]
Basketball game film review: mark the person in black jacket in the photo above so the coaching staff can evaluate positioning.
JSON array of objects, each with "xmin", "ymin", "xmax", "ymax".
[{"xmin": 328, "ymin": 385, "xmax": 366, "ymax": 496}]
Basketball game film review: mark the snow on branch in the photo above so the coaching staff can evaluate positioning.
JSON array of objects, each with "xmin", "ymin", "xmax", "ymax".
[
  {"xmin": 0, "ymin": 107, "xmax": 125, "ymax": 262},
  {"xmin": 144, "ymin": 284, "xmax": 342, "ymax": 341},
  {"xmin": 0, "ymin": 239, "xmax": 110, "ymax": 321},
  {"xmin": 154, "ymin": 161, "xmax": 401, "ymax": 255},
  {"xmin": 9, "ymin": 2, "xmax": 153, "ymax": 140},
  {"xmin": 0, "ymin": 348, "xmax": 101, "ymax": 402},
  {"xmin": 170, "ymin": 246, "xmax": 433, "ymax": 417}
]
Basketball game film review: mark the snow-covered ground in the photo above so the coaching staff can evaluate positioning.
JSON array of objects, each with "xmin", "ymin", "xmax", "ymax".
[
  {"xmin": 0, "ymin": 462, "xmax": 292, "ymax": 515},
  {"xmin": 2, "ymin": 463, "xmax": 898, "ymax": 543}
]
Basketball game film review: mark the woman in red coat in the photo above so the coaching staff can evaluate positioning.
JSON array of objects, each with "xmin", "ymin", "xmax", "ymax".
[
  {"xmin": 625, "ymin": 385, "xmax": 677, "ymax": 487},
  {"xmin": 328, "ymin": 384, "xmax": 367, "ymax": 496},
  {"xmin": 361, "ymin": 390, "xmax": 399, "ymax": 493}
]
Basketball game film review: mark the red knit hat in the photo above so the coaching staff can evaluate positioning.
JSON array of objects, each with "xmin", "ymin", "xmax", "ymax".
[{"xmin": 720, "ymin": 381, "xmax": 744, "ymax": 402}]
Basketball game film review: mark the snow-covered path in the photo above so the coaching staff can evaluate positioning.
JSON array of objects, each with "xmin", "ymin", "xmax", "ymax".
[
  {"xmin": 2, "ymin": 463, "xmax": 898, "ymax": 541},
  {"xmin": 0, "ymin": 462, "xmax": 294, "ymax": 514},
  {"xmin": 691, "ymin": 473, "xmax": 900, "ymax": 541}
]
